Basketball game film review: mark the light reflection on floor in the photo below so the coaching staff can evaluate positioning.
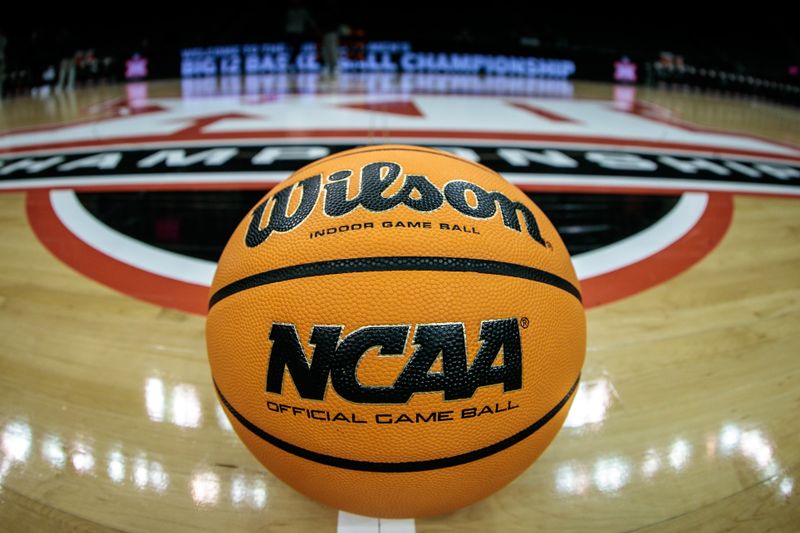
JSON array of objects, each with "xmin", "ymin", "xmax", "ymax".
[
  {"xmin": 178, "ymin": 73, "xmax": 576, "ymax": 100},
  {"xmin": 563, "ymin": 378, "xmax": 616, "ymax": 430},
  {"xmin": 145, "ymin": 376, "xmax": 225, "ymax": 431},
  {"xmin": 0, "ymin": 377, "xmax": 793, "ymax": 509},
  {"xmin": 553, "ymin": 421, "xmax": 794, "ymax": 500}
]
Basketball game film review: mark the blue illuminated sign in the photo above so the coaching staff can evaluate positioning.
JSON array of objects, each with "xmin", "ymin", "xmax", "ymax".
[{"xmin": 180, "ymin": 42, "xmax": 576, "ymax": 79}]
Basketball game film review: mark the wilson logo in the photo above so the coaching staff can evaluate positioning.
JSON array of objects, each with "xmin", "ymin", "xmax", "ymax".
[
  {"xmin": 245, "ymin": 161, "xmax": 546, "ymax": 248},
  {"xmin": 265, "ymin": 318, "xmax": 523, "ymax": 404}
]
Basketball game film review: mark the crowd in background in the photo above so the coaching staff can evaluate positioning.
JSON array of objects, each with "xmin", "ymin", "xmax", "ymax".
[
  {"xmin": 0, "ymin": 5, "xmax": 798, "ymax": 103},
  {"xmin": 0, "ymin": 27, "xmax": 137, "ymax": 98}
]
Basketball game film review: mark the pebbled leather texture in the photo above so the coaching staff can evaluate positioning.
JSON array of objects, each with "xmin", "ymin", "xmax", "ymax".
[{"xmin": 206, "ymin": 145, "xmax": 586, "ymax": 518}]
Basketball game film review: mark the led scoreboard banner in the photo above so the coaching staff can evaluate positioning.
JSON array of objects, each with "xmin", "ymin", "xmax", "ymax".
[{"xmin": 180, "ymin": 41, "xmax": 577, "ymax": 79}]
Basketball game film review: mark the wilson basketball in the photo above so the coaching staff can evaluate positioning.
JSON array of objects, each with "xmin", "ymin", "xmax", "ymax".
[{"xmin": 206, "ymin": 145, "xmax": 586, "ymax": 518}]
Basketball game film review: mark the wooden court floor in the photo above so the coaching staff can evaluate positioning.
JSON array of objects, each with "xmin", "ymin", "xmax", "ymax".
[{"xmin": 0, "ymin": 79, "xmax": 798, "ymax": 532}]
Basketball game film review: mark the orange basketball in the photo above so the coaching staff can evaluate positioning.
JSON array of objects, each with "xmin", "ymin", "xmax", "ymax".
[{"xmin": 206, "ymin": 145, "xmax": 586, "ymax": 518}]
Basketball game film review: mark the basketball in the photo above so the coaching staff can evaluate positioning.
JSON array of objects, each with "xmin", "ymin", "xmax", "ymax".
[{"xmin": 205, "ymin": 144, "xmax": 586, "ymax": 517}]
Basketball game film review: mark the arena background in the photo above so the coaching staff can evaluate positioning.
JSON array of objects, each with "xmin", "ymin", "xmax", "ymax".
[{"xmin": 0, "ymin": 6, "xmax": 798, "ymax": 533}]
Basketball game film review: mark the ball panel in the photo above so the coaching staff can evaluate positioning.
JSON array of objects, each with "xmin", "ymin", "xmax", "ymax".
[
  {"xmin": 207, "ymin": 272, "xmax": 584, "ymax": 463},
  {"xmin": 209, "ymin": 145, "xmax": 579, "ymax": 296},
  {"xmin": 206, "ymin": 145, "xmax": 587, "ymax": 517},
  {"xmin": 222, "ymin": 388, "xmax": 576, "ymax": 518}
]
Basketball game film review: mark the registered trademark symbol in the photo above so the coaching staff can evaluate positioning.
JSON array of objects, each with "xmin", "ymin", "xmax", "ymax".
[
  {"xmin": 520, "ymin": 317, "xmax": 530, "ymax": 328},
  {"xmin": 544, "ymin": 240, "xmax": 553, "ymax": 250}
]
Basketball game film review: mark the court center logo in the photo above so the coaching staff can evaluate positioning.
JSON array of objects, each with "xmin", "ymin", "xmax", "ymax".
[{"xmin": 3, "ymin": 94, "xmax": 799, "ymax": 312}]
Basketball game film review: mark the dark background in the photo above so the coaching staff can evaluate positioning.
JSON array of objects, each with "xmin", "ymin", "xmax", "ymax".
[{"xmin": 1, "ymin": 5, "xmax": 798, "ymax": 102}]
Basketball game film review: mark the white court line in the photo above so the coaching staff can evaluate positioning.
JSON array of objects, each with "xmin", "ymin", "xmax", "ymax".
[
  {"xmin": 2, "ymin": 137, "xmax": 799, "ymax": 164},
  {"xmin": 504, "ymin": 173, "xmax": 800, "ymax": 196},
  {"xmin": 5, "ymin": 172, "xmax": 289, "ymax": 190},
  {"xmin": 49, "ymin": 189, "xmax": 709, "ymax": 287},
  {"xmin": 5, "ymin": 171, "xmax": 800, "ymax": 196},
  {"xmin": 50, "ymin": 189, "xmax": 217, "ymax": 286},
  {"xmin": 337, "ymin": 511, "xmax": 415, "ymax": 533},
  {"xmin": 571, "ymin": 192, "xmax": 708, "ymax": 280}
]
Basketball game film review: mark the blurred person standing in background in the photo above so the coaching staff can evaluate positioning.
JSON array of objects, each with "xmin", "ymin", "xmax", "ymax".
[
  {"xmin": 284, "ymin": 0, "xmax": 315, "ymax": 71},
  {"xmin": 317, "ymin": 0, "xmax": 343, "ymax": 81},
  {"xmin": 55, "ymin": 30, "xmax": 76, "ymax": 92},
  {"xmin": 0, "ymin": 28, "xmax": 7, "ymax": 99}
]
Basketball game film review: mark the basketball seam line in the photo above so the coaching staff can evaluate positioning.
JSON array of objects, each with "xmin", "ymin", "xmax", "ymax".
[
  {"xmin": 208, "ymin": 256, "xmax": 582, "ymax": 309},
  {"xmin": 214, "ymin": 374, "xmax": 580, "ymax": 473}
]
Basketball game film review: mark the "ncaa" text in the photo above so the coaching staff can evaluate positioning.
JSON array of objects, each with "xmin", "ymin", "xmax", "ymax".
[{"xmin": 265, "ymin": 318, "xmax": 523, "ymax": 404}]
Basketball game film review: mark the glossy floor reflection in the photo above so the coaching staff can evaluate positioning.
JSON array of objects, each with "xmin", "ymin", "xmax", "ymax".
[{"xmin": 0, "ymin": 76, "xmax": 798, "ymax": 531}]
